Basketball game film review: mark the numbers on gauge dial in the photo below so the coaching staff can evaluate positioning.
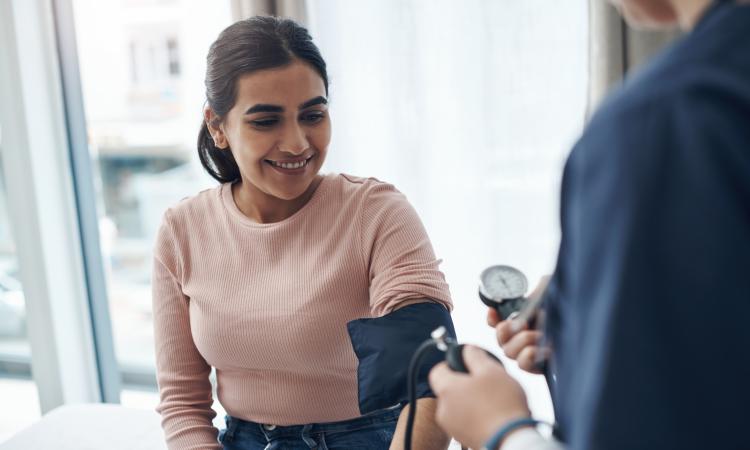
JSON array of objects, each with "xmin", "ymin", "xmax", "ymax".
[{"xmin": 480, "ymin": 265, "xmax": 528, "ymax": 300}]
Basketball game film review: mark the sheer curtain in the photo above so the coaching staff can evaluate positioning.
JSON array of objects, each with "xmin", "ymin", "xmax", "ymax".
[{"xmin": 308, "ymin": 1, "xmax": 588, "ymax": 419}]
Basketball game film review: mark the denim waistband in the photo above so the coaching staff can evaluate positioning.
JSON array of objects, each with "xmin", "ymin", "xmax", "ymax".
[{"xmin": 223, "ymin": 403, "xmax": 403, "ymax": 441}]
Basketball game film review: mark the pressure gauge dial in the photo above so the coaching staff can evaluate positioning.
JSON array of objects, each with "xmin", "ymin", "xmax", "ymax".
[{"xmin": 478, "ymin": 265, "xmax": 528, "ymax": 320}]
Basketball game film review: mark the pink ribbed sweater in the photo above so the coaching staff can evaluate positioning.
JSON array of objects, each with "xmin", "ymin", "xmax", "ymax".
[{"xmin": 152, "ymin": 173, "xmax": 452, "ymax": 450}]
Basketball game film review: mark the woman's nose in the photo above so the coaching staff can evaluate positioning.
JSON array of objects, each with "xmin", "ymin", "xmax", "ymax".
[{"xmin": 279, "ymin": 123, "xmax": 309, "ymax": 155}]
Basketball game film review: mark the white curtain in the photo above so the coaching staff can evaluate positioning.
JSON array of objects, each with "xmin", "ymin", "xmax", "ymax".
[
  {"xmin": 229, "ymin": 0, "xmax": 680, "ymax": 425},
  {"xmin": 307, "ymin": 0, "xmax": 589, "ymax": 421}
]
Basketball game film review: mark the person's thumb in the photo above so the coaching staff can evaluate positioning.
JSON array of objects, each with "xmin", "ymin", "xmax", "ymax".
[{"xmin": 462, "ymin": 345, "xmax": 502, "ymax": 373}]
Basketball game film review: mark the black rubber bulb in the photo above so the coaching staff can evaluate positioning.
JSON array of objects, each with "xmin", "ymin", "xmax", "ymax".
[{"xmin": 446, "ymin": 343, "xmax": 502, "ymax": 373}]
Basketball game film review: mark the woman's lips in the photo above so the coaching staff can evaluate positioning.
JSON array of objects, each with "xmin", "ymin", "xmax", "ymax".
[{"xmin": 265, "ymin": 155, "xmax": 314, "ymax": 174}]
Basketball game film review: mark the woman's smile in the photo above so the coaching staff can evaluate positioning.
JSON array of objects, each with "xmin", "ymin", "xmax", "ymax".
[{"xmin": 264, "ymin": 154, "xmax": 315, "ymax": 175}]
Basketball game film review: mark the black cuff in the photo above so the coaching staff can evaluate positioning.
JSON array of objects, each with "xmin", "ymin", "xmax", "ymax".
[{"xmin": 347, "ymin": 302, "xmax": 457, "ymax": 414}]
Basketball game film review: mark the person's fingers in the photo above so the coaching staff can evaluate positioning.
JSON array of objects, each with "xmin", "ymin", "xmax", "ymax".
[
  {"xmin": 487, "ymin": 307, "xmax": 501, "ymax": 327},
  {"xmin": 429, "ymin": 362, "xmax": 459, "ymax": 393},
  {"xmin": 461, "ymin": 345, "xmax": 503, "ymax": 373},
  {"xmin": 502, "ymin": 330, "xmax": 542, "ymax": 359},
  {"xmin": 516, "ymin": 346, "xmax": 544, "ymax": 374},
  {"xmin": 496, "ymin": 319, "xmax": 528, "ymax": 346}
]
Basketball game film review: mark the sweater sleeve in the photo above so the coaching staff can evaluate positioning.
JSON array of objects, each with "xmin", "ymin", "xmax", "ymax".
[
  {"xmin": 359, "ymin": 181, "xmax": 452, "ymax": 316},
  {"xmin": 152, "ymin": 210, "xmax": 220, "ymax": 450}
]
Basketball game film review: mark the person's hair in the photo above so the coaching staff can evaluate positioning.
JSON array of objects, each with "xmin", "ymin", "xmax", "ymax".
[{"xmin": 198, "ymin": 16, "xmax": 329, "ymax": 183}]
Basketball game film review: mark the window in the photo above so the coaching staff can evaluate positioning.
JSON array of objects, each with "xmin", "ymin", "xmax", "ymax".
[
  {"xmin": 0, "ymin": 135, "xmax": 40, "ymax": 442},
  {"xmin": 71, "ymin": 0, "xmax": 231, "ymax": 404},
  {"xmin": 167, "ymin": 38, "xmax": 180, "ymax": 76}
]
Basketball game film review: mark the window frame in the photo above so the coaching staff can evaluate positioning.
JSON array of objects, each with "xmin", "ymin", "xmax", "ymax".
[{"xmin": 0, "ymin": 0, "xmax": 120, "ymax": 411}]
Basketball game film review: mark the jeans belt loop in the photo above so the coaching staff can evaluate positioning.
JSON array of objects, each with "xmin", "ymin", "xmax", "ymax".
[{"xmin": 226, "ymin": 415, "xmax": 239, "ymax": 441}]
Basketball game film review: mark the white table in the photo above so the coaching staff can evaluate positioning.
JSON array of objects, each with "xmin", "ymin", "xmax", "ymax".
[
  {"xmin": 1, "ymin": 403, "xmax": 468, "ymax": 449},
  {"xmin": 0, "ymin": 403, "xmax": 167, "ymax": 450}
]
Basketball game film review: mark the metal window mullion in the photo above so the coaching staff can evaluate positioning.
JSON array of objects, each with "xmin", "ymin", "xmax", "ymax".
[
  {"xmin": 51, "ymin": 0, "xmax": 121, "ymax": 404},
  {"xmin": 0, "ymin": 0, "xmax": 119, "ymax": 411}
]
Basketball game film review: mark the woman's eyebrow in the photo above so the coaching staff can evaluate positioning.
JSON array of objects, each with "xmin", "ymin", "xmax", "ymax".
[
  {"xmin": 245, "ymin": 104, "xmax": 283, "ymax": 114},
  {"xmin": 244, "ymin": 97, "xmax": 327, "ymax": 114},
  {"xmin": 298, "ymin": 96, "xmax": 328, "ymax": 110}
]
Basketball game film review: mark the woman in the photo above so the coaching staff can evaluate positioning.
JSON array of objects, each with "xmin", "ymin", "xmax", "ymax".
[{"xmin": 153, "ymin": 16, "xmax": 454, "ymax": 450}]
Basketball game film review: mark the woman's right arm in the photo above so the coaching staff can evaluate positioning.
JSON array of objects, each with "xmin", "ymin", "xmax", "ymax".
[{"xmin": 153, "ymin": 212, "xmax": 221, "ymax": 450}]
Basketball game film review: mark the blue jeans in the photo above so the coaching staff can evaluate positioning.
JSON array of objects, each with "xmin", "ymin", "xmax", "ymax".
[{"xmin": 219, "ymin": 405, "xmax": 402, "ymax": 450}]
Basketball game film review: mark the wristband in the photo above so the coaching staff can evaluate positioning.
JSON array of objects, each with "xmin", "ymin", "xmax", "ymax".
[{"xmin": 481, "ymin": 417, "xmax": 540, "ymax": 450}]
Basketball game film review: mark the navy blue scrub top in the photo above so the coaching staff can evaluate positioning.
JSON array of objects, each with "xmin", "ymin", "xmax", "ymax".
[{"xmin": 545, "ymin": 1, "xmax": 750, "ymax": 449}]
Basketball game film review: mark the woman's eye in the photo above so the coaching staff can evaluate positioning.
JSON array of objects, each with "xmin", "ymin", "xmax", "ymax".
[
  {"xmin": 301, "ymin": 112, "xmax": 324, "ymax": 124},
  {"xmin": 250, "ymin": 118, "xmax": 279, "ymax": 128}
]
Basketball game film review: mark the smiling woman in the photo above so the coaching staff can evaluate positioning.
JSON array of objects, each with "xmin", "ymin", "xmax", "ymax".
[
  {"xmin": 153, "ymin": 16, "xmax": 455, "ymax": 450},
  {"xmin": 204, "ymin": 61, "xmax": 331, "ymax": 223}
]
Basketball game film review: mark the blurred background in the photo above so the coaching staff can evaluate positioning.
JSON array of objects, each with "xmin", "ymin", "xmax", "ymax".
[{"xmin": 0, "ymin": 0, "xmax": 607, "ymax": 443}]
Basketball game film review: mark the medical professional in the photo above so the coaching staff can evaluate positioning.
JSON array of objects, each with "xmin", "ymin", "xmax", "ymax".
[{"xmin": 429, "ymin": 0, "xmax": 750, "ymax": 449}]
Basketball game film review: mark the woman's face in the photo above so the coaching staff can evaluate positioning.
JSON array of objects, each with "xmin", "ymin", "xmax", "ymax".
[{"xmin": 212, "ymin": 60, "xmax": 330, "ymax": 201}]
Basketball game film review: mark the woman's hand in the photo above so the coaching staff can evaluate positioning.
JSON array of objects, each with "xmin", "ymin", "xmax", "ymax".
[
  {"xmin": 429, "ymin": 346, "xmax": 531, "ymax": 450},
  {"xmin": 488, "ymin": 276, "xmax": 551, "ymax": 374}
]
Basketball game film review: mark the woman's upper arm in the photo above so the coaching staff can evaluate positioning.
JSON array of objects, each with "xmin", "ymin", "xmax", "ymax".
[
  {"xmin": 152, "ymin": 211, "xmax": 218, "ymax": 448},
  {"xmin": 359, "ymin": 182, "xmax": 452, "ymax": 316}
]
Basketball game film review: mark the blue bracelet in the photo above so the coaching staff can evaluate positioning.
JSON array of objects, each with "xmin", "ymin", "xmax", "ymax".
[{"xmin": 481, "ymin": 417, "xmax": 540, "ymax": 450}]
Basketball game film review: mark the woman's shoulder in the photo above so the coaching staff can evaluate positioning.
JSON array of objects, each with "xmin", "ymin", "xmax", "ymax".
[
  {"xmin": 330, "ymin": 173, "xmax": 402, "ymax": 201},
  {"xmin": 325, "ymin": 173, "xmax": 417, "ymax": 226}
]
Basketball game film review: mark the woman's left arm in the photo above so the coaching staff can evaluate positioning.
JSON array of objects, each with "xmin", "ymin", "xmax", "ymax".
[
  {"xmin": 390, "ymin": 398, "xmax": 450, "ymax": 450},
  {"xmin": 353, "ymin": 180, "xmax": 456, "ymax": 449}
]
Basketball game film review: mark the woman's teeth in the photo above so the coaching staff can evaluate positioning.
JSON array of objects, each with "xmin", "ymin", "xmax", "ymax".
[{"xmin": 270, "ymin": 158, "xmax": 310, "ymax": 169}]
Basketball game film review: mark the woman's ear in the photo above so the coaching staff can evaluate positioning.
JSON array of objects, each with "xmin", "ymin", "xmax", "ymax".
[{"xmin": 204, "ymin": 106, "xmax": 228, "ymax": 149}]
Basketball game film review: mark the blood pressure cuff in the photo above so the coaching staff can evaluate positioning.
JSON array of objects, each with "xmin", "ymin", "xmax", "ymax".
[{"xmin": 347, "ymin": 301, "xmax": 456, "ymax": 414}]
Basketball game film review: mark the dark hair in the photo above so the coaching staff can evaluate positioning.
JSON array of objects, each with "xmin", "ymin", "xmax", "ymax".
[{"xmin": 198, "ymin": 16, "xmax": 329, "ymax": 183}]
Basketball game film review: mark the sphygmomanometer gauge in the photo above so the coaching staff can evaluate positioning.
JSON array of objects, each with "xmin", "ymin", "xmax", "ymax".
[{"xmin": 478, "ymin": 265, "xmax": 528, "ymax": 320}]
